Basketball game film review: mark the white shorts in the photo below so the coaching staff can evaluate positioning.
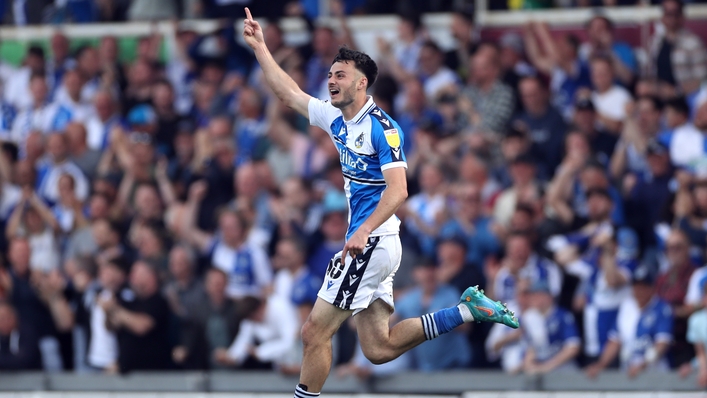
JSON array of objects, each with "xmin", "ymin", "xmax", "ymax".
[{"xmin": 317, "ymin": 234, "xmax": 402, "ymax": 315}]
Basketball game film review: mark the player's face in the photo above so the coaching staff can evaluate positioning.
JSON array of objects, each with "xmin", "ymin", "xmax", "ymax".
[{"xmin": 327, "ymin": 62, "xmax": 362, "ymax": 109}]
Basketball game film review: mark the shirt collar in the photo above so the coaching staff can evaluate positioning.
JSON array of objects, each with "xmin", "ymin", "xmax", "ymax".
[{"xmin": 345, "ymin": 96, "xmax": 376, "ymax": 125}]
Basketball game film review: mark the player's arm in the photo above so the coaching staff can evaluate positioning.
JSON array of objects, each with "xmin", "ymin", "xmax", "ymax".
[
  {"xmin": 242, "ymin": 8, "xmax": 311, "ymax": 118},
  {"xmin": 342, "ymin": 167, "xmax": 407, "ymax": 263}
]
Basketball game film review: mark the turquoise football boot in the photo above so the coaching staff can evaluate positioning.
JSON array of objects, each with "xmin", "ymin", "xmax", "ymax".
[{"xmin": 459, "ymin": 285, "xmax": 519, "ymax": 329}]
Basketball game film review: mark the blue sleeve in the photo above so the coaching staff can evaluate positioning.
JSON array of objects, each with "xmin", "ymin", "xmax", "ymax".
[
  {"xmin": 613, "ymin": 43, "xmax": 637, "ymax": 72},
  {"xmin": 655, "ymin": 302, "xmax": 674, "ymax": 340},
  {"xmin": 371, "ymin": 117, "xmax": 407, "ymax": 169},
  {"xmin": 562, "ymin": 311, "xmax": 580, "ymax": 341}
]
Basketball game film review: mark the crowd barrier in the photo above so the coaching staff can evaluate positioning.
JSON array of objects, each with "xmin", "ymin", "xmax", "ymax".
[{"xmin": 0, "ymin": 371, "xmax": 701, "ymax": 394}]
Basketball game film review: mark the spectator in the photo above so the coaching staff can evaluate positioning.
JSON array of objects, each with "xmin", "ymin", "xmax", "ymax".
[
  {"xmin": 307, "ymin": 205, "xmax": 348, "ymax": 278},
  {"xmin": 486, "ymin": 232, "xmax": 562, "ymax": 305},
  {"xmin": 182, "ymin": 182, "xmax": 272, "ymax": 299},
  {"xmin": 271, "ymin": 237, "xmax": 310, "ymax": 302},
  {"xmin": 585, "ymin": 267, "xmax": 673, "ymax": 378},
  {"xmin": 589, "ymin": 56, "xmax": 633, "ymax": 134},
  {"xmin": 85, "ymin": 90, "xmax": 124, "ymax": 152},
  {"xmin": 668, "ymin": 97, "xmax": 705, "ymax": 168},
  {"xmin": 439, "ymin": 182, "xmax": 501, "ymax": 268},
  {"xmin": 10, "ymin": 73, "xmax": 52, "ymax": 147},
  {"xmin": 305, "ymin": 26, "xmax": 341, "ymax": 98},
  {"xmin": 163, "ymin": 245, "xmax": 206, "ymax": 322},
  {"xmin": 66, "ymin": 122, "xmax": 101, "ymax": 180},
  {"xmin": 265, "ymin": 119, "xmax": 327, "ymax": 185},
  {"xmin": 435, "ymin": 236, "xmax": 485, "ymax": 299},
  {"xmin": 47, "ymin": 69, "xmax": 95, "ymax": 132},
  {"xmin": 463, "ymin": 44, "xmax": 516, "ymax": 136},
  {"xmin": 394, "ymin": 259, "xmax": 471, "ymax": 371},
  {"xmin": 513, "ymin": 76, "xmax": 567, "ymax": 178},
  {"xmin": 87, "ymin": 255, "xmax": 130, "ymax": 373},
  {"xmin": 655, "ymin": 229, "xmax": 696, "ymax": 367},
  {"xmin": 521, "ymin": 280, "xmax": 580, "ymax": 374},
  {"xmin": 493, "ymin": 153, "xmax": 542, "ymax": 228},
  {"xmin": 36, "ymin": 133, "xmax": 90, "ymax": 204},
  {"xmin": 579, "ymin": 15, "xmax": 637, "ymax": 86},
  {"xmin": 4, "ymin": 47, "xmax": 45, "ymax": 111},
  {"xmin": 403, "ymin": 161, "xmax": 447, "ymax": 257},
  {"xmin": 609, "ymin": 96, "xmax": 665, "ymax": 181},
  {"xmin": 681, "ymin": 284, "xmax": 707, "ymax": 388},
  {"xmin": 104, "ymin": 260, "xmax": 172, "ymax": 373},
  {"xmin": 622, "ymin": 140, "xmax": 674, "ymax": 248},
  {"xmin": 214, "ymin": 295, "xmax": 298, "ymax": 370},
  {"xmin": 649, "ymin": 0, "xmax": 707, "ymax": 96},
  {"xmin": 73, "ymin": 46, "xmax": 104, "ymax": 103},
  {"xmin": 485, "ymin": 278, "xmax": 529, "ymax": 374},
  {"xmin": 152, "ymin": 79, "xmax": 187, "ymax": 158},
  {"xmin": 6, "ymin": 188, "xmax": 61, "ymax": 272},
  {"xmin": 524, "ymin": 22, "xmax": 591, "ymax": 120},
  {"xmin": 46, "ymin": 32, "xmax": 72, "ymax": 96},
  {"xmin": 376, "ymin": 12, "xmax": 425, "ymax": 76},
  {"xmin": 550, "ymin": 192, "xmax": 635, "ymax": 362},
  {"xmin": 444, "ymin": 10, "xmax": 477, "ymax": 81},
  {"xmin": 0, "ymin": 301, "xmax": 41, "ymax": 370},
  {"xmin": 571, "ymin": 98, "xmax": 618, "ymax": 166}
]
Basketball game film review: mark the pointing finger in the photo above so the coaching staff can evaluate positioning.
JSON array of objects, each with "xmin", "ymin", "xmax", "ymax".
[{"xmin": 245, "ymin": 7, "xmax": 253, "ymax": 21}]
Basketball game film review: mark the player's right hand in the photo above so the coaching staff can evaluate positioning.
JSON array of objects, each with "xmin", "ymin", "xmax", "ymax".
[{"xmin": 243, "ymin": 7, "xmax": 264, "ymax": 50}]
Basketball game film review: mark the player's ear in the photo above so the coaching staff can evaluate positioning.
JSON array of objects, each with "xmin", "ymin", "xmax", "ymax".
[{"xmin": 358, "ymin": 76, "xmax": 367, "ymax": 91}]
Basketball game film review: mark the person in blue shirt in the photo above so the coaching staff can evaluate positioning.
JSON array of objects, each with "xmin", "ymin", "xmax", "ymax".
[
  {"xmin": 585, "ymin": 267, "xmax": 673, "ymax": 379},
  {"xmin": 395, "ymin": 259, "xmax": 471, "ymax": 371},
  {"xmin": 243, "ymin": 9, "xmax": 518, "ymax": 398},
  {"xmin": 580, "ymin": 16, "xmax": 637, "ymax": 87},
  {"xmin": 522, "ymin": 280, "xmax": 581, "ymax": 374}
]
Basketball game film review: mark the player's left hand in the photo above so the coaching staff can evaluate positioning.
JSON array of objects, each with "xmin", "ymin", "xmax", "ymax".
[{"xmin": 342, "ymin": 228, "xmax": 370, "ymax": 267}]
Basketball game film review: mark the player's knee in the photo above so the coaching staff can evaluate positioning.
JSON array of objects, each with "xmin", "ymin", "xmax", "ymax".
[
  {"xmin": 300, "ymin": 320, "xmax": 328, "ymax": 348},
  {"xmin": 361, "ymin": 345, "xmax": 394, "ymax": 365}
]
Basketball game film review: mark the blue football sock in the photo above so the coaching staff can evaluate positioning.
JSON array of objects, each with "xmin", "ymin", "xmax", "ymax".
[{"xmin": 420, "ymin": 307, "xmax": 464, "ymax": 340}]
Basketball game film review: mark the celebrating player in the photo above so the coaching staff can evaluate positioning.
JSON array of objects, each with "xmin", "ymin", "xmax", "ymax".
[{"xmin": 242, "ymin": 8, "xmax": 519, "ymax": 398}]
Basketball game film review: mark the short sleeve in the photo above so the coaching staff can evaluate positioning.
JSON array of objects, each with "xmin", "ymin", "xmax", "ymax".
[
  {"xmin": 562, "ymin": 311, "xmax": 580, "ymax": 343},
  {"xmin": 687, "ymin": 311, "xmax": 704, "ymax": 344},
  {"xmin": 371, "ymin": 122, "xmax": 407, "ymax": 171},
  {"xmin": 686, "ymin": 269, "xmax": 707, "ymax": 306},
  {"xmin": 308, "ymin": 98, "xmax": 341, "ymax": 135}
]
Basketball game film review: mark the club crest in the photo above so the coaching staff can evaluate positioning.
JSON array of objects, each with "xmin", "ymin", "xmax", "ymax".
[{"xmin": 355, "ymin": 132, "xmax": 364, "ymax": 148}]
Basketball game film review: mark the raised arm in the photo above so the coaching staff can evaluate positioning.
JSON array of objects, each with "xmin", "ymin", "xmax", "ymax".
[{"xmin": 243, "ymin": 8, "xmax": 312, "ymax": 118}]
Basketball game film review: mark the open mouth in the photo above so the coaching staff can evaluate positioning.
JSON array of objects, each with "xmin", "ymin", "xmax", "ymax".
[{"xmin": 329, "ymin": 88, "xmax": 340, "ymax": 98}]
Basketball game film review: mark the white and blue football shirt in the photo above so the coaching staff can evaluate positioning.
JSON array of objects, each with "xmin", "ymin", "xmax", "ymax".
[{"xmin": 308, "ymin": 96, "xmax": 407, "ymax": 240}]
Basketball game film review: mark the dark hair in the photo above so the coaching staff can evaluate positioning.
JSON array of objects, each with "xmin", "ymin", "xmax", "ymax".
[
  {"xmin": 332, "ymin": 47, "xmax": 378, "ymax": 89},
  {"xmin": 637, "ymin": 95, "xmax": 664, "ymax": 112},
  {"xmin": 664, "ymin": 96, "xmax": 690, "ymax": 116},
  {"xmin": 590, "ymin": 54, "xmax": 614, "ymax": 69},
  {"xmin": 27, "ymin": 46, "xmax": 45, "ymax": 60},
  {"xmin": 29, "ymin": 71, "xmax": 46, "ymax": 82},
  {"xmin": 421, "ymin": 40, "xmax": 443, "ymax": 56},
  {"xmin": 587, "ymin": 15, "xmax": 614, "ymax": 31},
  {"xmin": 454, "ymin": 8, "xmax": 475, "ymax": 24},
  {"xmin": 400, "ymin": 11, "xmax": 422, "ymax": 32},
  {"xmin": 663, "ymin": 0, "xmax": 684, "ymax": 14},
  {"xmin": 565, "ymin": 34, "xmax": 581, "ymax": 52},
  {"xmin": 74, "ymin": 45, "xmax": 94, "ymax": 60}
]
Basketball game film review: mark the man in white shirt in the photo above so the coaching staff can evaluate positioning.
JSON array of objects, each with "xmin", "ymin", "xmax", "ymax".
[
  {"xmin": 590, "ymin": 56, "xmax": 633, "ymax": 134},
  {"xmin": 10, "ymin": 73, "xmax": 53, "ymax": 147},
  {"xmin": 214, "ymin": 296, "xmax": 299, "ymax": 370},
  {"xmin": 36, "ymin": 133, "xmax": 90, "ymax": 204},
  {"xmin": 4, "ymin": 46, "xmax": 45, "ymax": 111},
  {"xmin": 45, "ymin": 69, "xmax": 95, "ymax": 132}
]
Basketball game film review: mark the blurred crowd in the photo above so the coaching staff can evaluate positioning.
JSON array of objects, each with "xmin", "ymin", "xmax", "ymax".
[{"xmin": 0, "ymin": 0, "xmax": 707, "ymax": 387}]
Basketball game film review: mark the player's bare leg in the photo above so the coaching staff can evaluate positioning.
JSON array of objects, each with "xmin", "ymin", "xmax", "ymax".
[
  {"xmin": 354, "ymin": 299, "xmax": 427, "ymax": 364},
  {"xmin": 297, "ymin": 298, "xmax": 352, "ymax": 396}
]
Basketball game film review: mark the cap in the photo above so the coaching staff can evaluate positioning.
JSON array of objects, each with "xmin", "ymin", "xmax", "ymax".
[
  {"xmin": 500, "ymin": 32, "xmax": 524, "ymax": 55},
  {"xmin": 322, "ymin": 189, "xmax": 348, "ymax": 215},
  {"xmin": 575, "ymin": 97, "xmax": 595, "ymax": 111},
  {"xmin": 646, "ymin": 139, "xmax": 669, "ymax": 156},
  {"xmin": 127, "ymin": 105, "xmax": 156, "ymax": 126},
  {"xmin": 529, "ymin": 279, "xmax": 551, "ymax": 294},
  {"xmin": 631, "ymin": 266, "xmax": 655, "ymax": 286}
]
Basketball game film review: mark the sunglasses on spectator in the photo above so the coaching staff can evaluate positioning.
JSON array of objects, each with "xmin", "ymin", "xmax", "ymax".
[{"xmin": 130, "ymin": 132, "xmax": 152, "ymax": 145}]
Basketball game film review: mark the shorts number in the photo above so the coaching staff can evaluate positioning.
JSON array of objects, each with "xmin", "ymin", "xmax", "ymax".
[{"xmin": 326, "ymin": 257, "xmax": 344, "ymax": 279}]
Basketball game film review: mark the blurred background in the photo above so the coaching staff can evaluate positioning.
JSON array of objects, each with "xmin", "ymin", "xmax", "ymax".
[{"xmin": 0, "ymin": 0, "xmax": 707, "ymax": 396}]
